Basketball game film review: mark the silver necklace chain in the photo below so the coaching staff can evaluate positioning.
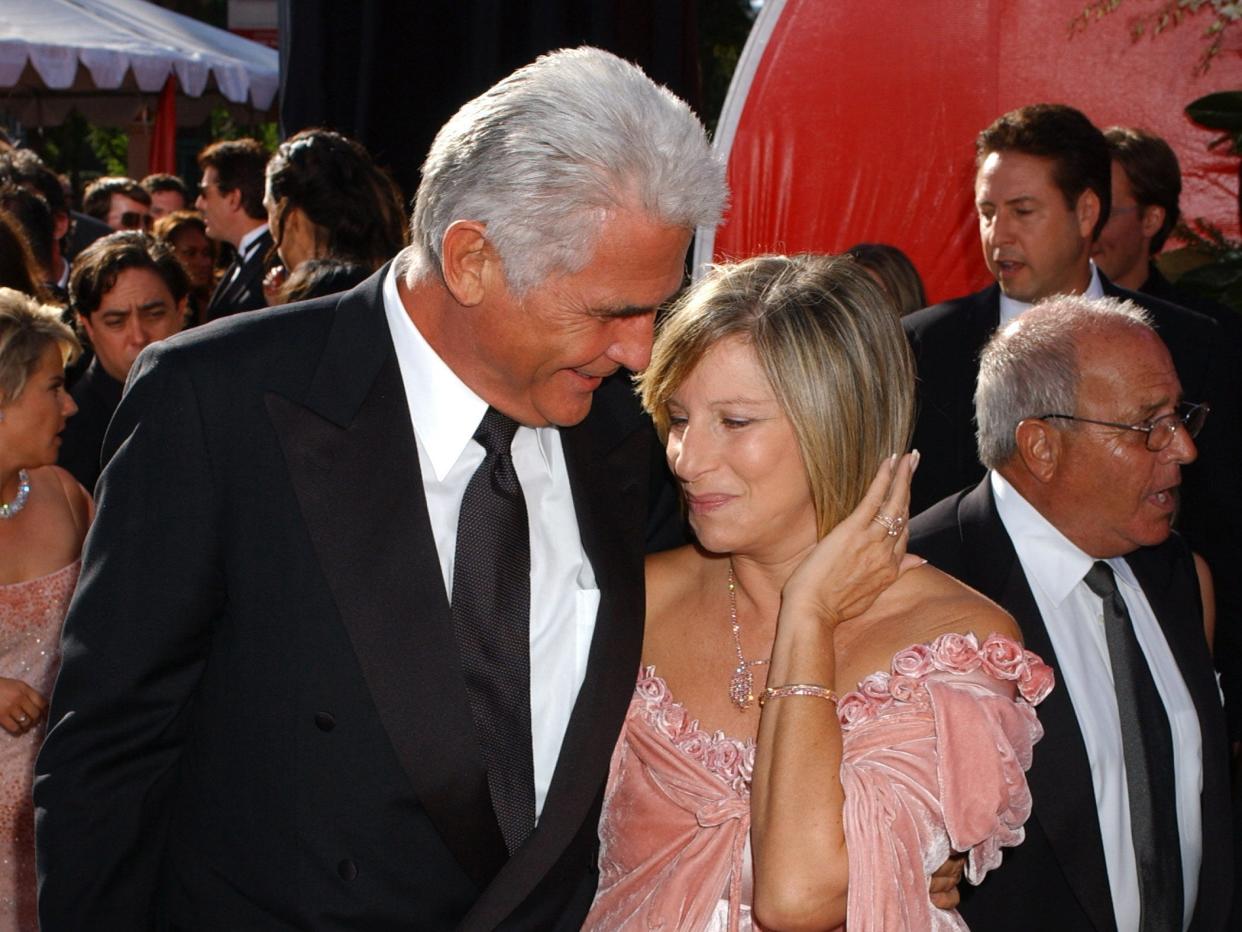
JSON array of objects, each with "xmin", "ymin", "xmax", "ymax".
[
  {"xmin": 727, "ymin": 563, "xmax": 769, "ymax": 711},
  {"xmin": 0, "ymin": 470, "xmax": 30, "ymax": 519}
]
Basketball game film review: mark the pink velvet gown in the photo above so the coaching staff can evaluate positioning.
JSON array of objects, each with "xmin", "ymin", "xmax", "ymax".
[
  {"xmin": 584, "ymin": 632, "xmax": 1053, "ymax": 931},
  {"xmin": 0, "ymin": 561, "xmax": 78, "ymax": 931}
]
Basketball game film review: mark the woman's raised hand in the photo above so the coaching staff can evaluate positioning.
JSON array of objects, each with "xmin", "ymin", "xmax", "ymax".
[{"xmin": 781, "ymin": 451, "xmax": 921, "ymax": 628}]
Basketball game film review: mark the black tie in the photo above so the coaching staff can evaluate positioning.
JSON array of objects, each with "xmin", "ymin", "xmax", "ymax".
[
  {"xmin": 452, "ymin": 407, "xmax": 535, "ymax": 853},
  {"xmin": 1082, "ymin": 561, "xmax": 1183, "ymax": 931}
]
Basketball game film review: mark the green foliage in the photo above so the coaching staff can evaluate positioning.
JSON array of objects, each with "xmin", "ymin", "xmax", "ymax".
[
  {"xmin": 85, "ymin": 125, "xmax": 128, "ymax": 176},
  {"xmin": 207, "ymin": 105, "xmax": 279, "ymax": 150},
  {"xmin": 699, "ymin": 0, "xmax": 759, "ymax": 135},
  {"xmin": 1070, "ymin": 0, "xmax": 1242, "ymax": 73}
]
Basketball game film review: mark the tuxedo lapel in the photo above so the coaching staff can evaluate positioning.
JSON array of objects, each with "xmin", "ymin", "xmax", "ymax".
[
  {"xmin": 957, "ymin": 481, "xmax": 1119, "ymax": 932},
  {"xmin": 462, "ymin": 377, "xmax": 648, "ymax": 928},
  {"xmin": 264, "ymin": 273, "xmax": 507, "ymax": 888}
]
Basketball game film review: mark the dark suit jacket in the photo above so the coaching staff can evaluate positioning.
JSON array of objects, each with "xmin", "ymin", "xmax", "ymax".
[
  {"xmin": 903, "ymin": 276, "xmax": 1227, "ymax": 514},
  {"xmin": 910, "ymin": 479, "xmax": 1234, "ymax": 931},
  {"xmin": 203, "ymin": 228, "xmax": 273, "ymax": 322},
  {"xmin": 57, "ymin": 357, "xmax": 122, "ymax": 494},
  {"xmin": 36, "ymin": 266, "xmax": 667, "ymax": 930}
]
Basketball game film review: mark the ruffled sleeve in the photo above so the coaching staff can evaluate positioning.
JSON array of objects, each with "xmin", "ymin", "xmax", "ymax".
[
  {"xmin": 839, "ymin": 633, "xmax": 1053, "ymax": 931},
  {"xmin": 929, "ymin": 634, "xmax": 1052, "ymax": 882},
  {"xmin": 926, "ymin": 672, "xmax": 1045, "ymax": 883}
]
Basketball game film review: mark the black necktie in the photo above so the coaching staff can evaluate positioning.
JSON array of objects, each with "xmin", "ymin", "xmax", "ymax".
[
  {"xmin": 452, "ymin": 407, "xmax": 535, "ymax": 853},
  {"xmin": 1083, "ymin": 561, "xmax": 1183, "ymax": 931}
]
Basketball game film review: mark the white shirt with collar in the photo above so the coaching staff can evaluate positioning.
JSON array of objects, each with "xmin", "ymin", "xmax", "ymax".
[
  {"xmin": 226, "ymin": 223, "xmax": 270, "ymax": 286},
  {"xmin": 998, "ymin": 260, "xmax": 1105, "ymax": 327},
  {"xmin": 381, "ymin": 265, "xmax": 600, "ymax": 822},
  {"xmin": 990, "ymin": 470, "xmax": 1203, "ymax": 931}
]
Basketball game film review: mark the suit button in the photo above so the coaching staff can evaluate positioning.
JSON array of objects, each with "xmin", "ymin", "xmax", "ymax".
[
  {"xmin": 338, "ymin": 859, "xmax": 357, "ymax": 881},
  {"xmin": 314, "ymin": 712, "xmax": 335, "ymax": 732}
]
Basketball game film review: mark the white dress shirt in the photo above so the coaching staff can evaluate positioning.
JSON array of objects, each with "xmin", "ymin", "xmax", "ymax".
[
  {"xmin": 991, "ymin": 471, "xmax": 1203, "ymax": 931},
  {"xmin": 382, "ymin": 266, "xmax": 599, "ymax": 821},
  {"xmin": 998, "ymin": 261, "xmax": 1105, "ymax": 327},
  {"xmin": 225, "ymin": 223, "xmax": 270, "ymax": 286}
]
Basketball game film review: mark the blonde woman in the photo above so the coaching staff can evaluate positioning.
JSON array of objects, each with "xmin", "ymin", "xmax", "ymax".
[
  {"xmin": 585, "ymin": 255, "xmax": 1052, "ymax": 931},
  {"xmin": 0, "ymin": 288, "xmax": 89, "ymax": 925}
]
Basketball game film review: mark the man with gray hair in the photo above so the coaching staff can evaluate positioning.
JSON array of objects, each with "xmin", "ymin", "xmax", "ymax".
[
  {"xmin": 36, "ymin": 47, "xmax": 726, "ymax": 929},
  {"xmin": 910, "ymin": 295, "xmax": 1233, "ymax": 931}
]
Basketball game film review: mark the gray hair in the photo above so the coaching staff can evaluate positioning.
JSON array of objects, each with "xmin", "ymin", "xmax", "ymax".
[
  {"xmin": 975, "ymin": 294, "xmax": 1153, "ymax": 468},
  {"xmin": 398, "ymin": 46, "xmax": 727, "ymax": 294}
]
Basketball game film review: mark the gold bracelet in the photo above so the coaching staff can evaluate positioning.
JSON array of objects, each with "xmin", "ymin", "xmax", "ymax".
[{"xmin": 758, "ymin": 684, "xmax": 839, "ymax": 707}]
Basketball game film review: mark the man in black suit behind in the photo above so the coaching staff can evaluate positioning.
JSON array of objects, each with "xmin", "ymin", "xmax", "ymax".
[
  {"xmin": 911, "ymin": 295, "xmax": 1232, "ymax": 930},
  {"xmin": 196, "ymin": 137, "xmax": 274, "ymax": 322},
  {"xmin": 903, "ymin": 106, "xmax": 1241, "ymax": 697},
  {"xmin": 35, "ymin": 47, "xmax": 726, "ymax": 930}
]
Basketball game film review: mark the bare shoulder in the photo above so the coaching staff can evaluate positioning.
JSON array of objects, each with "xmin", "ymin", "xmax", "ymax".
[
  {"xmin": 840, "ymin": 564, "xmax": 1021, "ymax": 671},
  {"xmin": 43, "ymin": 465, "xmax": 94, "ymax": 535},
  {"xmin": 889, "ymin": 563, "xmax": 1021, "ymax": 643}
]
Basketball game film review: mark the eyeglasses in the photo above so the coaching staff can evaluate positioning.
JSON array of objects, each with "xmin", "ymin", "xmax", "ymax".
[
  {"xmin": 119, "ymin": 211, "xmax": 152, "ymax": 231},
  {"xmin": 197, "ymin": 181, "xmax": 219, "ymax": 196},
  {"xmin": 1036, "ymin": 402, "xmax": 1209, "ymax": 452}
]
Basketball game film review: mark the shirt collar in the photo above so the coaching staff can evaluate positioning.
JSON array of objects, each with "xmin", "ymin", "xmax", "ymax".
[
  {"xmin": 237, "ymin": 223, "xmax": 269, "ymax": 260},
  {"xmin": 998, "ymin": 260, "xmax": 1105, "ymax": 326},
  {"xmin": 990, "ymin": 469, "xmax": 1137, "ymax": 603},
  {"xmin": 381, "ymin": 265, "xmax": 555, "ymax": 480}
]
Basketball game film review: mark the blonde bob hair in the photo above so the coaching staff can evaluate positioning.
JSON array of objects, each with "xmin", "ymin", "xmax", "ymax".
[
  {"xmin": 638, "ymin": 254, "xmax": 914, "ymax": 538},
  {"xmin": 0, "ymin": 287, "xmax": 80, "ymax": 406}
]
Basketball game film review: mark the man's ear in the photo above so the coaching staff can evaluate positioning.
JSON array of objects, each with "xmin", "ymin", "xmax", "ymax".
[
  {"xmin": 1139, "ymin": 204, "xmax": 1166, "ymax": 242},
  {"xmin": 223, "ymin": 186, "xmax": 243, "ymax": 214},
  {"xmin": 439, "ymin": 220, "xmax": 494, "ymax": 307},
  {"xmin": 1014, "ymin": 417, "xmax": 1060, "ymax": 484},
  {"xmin": 1077, "ymin": 188, "xmax": 1102, "ymax": 242}
]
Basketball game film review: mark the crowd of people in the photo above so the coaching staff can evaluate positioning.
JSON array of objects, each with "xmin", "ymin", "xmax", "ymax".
[{"xmin": 0, "ymin": 43, "xmax": 1234, "ymax": 931}]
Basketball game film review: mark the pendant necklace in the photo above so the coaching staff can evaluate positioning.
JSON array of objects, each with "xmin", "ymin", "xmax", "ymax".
[
  {"xmin": 727, "ymin": 563, "xmax": 769, "ymax": 710},
  {"xmin": 0, "ymin": 470, "xmax": 30, "ymax": 519}
]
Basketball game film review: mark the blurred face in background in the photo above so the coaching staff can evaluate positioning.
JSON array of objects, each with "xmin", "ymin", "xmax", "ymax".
[
  {"xmin": 169, "ymin": 226, "xmax": 215, "ymax": 290},
  {"xmin": 149, "ymin": 189, "xmax": 187, "ymax": 220},
  {"xmin": 105, "ymin": 194, "xmax": 152, "ymax": 232}
]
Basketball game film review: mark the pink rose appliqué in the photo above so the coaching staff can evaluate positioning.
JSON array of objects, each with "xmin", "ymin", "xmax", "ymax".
[
  {"xmin": 932, "ymin": 632, "xmax": 983, "ymax": 673},
  {"xmin": 891, "ymin": 642, "xmax": 935, "ymax": 678},
  {"xmin": 980, "ymin": 634, "xmax": 1026, "ymax": 680},
  {"xmin": 1017, "ymin": 651, "xmax": 1055, "ymax": 704}
]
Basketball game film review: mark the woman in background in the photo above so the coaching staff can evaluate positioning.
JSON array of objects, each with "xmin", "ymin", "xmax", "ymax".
[
  {"xmin": 153, "ymin": 210, "xmax": 215, "ymax": 327},
  {"xmin": 845, "ymin": 242, "xmax": 927, "ymax": 316},
  {"xmin": 261, "ymin": 128, "xmax": 407, "ymax": 304},
  {"xmin": 0, "ymin": 288, "xmax": 89, "ymax": 926},
  {"xmin": 586, "ymin": 254, "xmax": 1051, "ymax": 931}
]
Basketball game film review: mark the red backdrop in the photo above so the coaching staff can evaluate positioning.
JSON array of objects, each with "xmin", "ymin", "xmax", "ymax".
[{"xmin": 707, "ymin": 0, "xmax": 1242, "ymax": 303}]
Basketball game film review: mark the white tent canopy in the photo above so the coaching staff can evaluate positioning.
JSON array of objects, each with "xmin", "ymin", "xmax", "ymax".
[{"xmin": 0, "ymin": 0, "xmax": 278, "ymax": 126}]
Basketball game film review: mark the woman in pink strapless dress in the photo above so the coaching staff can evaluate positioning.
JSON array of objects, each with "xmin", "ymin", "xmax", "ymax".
[
  {"xmin": 585, "ymin": 255, "xmax": 1053, "ymax": 931},
  {"xmin": 0, "ymin": 289, "xmax": 90, "ymax": 929}
]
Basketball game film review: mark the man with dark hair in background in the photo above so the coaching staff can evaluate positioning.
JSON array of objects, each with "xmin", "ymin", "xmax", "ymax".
[
  {"xmin": 140, "ymin": 172, "xmax": 190, "ymax": 221},
  {"xmin": 1095, "ymin": 126, "xmax": 1238, "ymax": 324},
  {"xmin": 195, "ymin": 138, "xmax": 273, "ymax": 321},
  {"xmin": 56, "ymin": 232, "xmax": 188, "ymax": 492},
  {"xmin": 81, "ymin": 176, "xmax": 152, "ymax": 232}
]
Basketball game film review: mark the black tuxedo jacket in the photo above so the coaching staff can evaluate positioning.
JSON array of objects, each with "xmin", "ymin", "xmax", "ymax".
[
  {"xmin": 910, "ymin": 479, "xmax": 1233, "ymax": 931},
  {"xmin": 36, "ymin": 267, "xmax": 668, "ymax": 930},
  {"xmin": 57, "ymin": 356, "xmax": 122, "ymax": 494},
  {"xmin": 203, "ymin": 229, "xmax": 273, "ymax": 322}
]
